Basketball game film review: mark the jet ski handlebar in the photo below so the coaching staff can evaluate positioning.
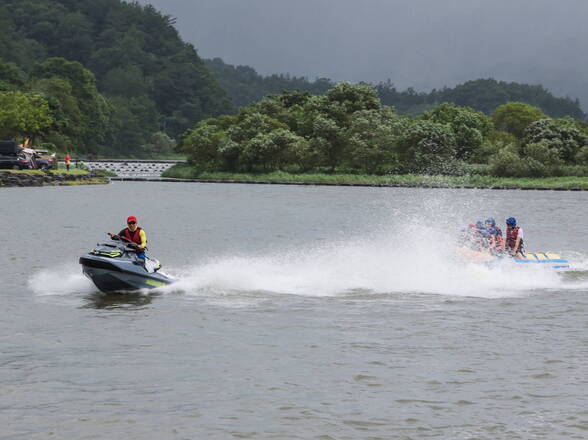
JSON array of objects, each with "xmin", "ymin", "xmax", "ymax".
[{"xmin": 106, "ymin": 233, "xmax": 146, "ymax": 251}]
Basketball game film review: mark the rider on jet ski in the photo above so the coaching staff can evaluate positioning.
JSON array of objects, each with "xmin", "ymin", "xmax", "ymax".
[{"xmin": 108, "ymin": 216, "xmax": 147, "ymax": 259}]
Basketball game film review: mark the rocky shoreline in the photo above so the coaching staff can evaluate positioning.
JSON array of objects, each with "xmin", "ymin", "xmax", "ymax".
[{"xmin": 0, "ymin": 171, "xmax": 109, "ymax": 187}]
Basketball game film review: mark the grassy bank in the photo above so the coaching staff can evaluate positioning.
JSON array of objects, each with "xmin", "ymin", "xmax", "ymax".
[
  {"xmin": 0, "ymin": 169, "xmax": 109, "ymax": 186},
  {"xmin": 162, "ymin": 164, "xmax": 588, "ymax": 190},
  {"xmin": 3, "ymin": 169, "xmax": 88, "ymax": 175}
]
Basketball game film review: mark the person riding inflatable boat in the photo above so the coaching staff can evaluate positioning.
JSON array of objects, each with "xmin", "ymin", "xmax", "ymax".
[{"xmin": 459, "ymin": 217, "xmax": 569, "ymax": 270}]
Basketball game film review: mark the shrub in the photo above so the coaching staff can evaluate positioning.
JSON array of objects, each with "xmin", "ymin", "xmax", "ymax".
[{"xmin": 489, "ymin": 146, "xmax": 530, "ymax": 177}]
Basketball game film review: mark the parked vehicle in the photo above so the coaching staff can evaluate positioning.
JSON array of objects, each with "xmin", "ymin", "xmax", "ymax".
[
  {"xmin": 0, "ymin": 141, "xmax": 34, "ymax": 170},
  {"xmin": 32, "ymin": 149, "xmax": 56, "ymax": 169}
]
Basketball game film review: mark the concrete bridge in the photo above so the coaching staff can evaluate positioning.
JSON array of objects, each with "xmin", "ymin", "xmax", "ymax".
[{"xmin": 76, "ymin": 159, "xmax": 185, "ymax": 177}]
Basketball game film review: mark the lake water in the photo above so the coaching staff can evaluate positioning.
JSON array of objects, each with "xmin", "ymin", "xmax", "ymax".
[{"xmin": 1, "ymin": 182, "xmax": 588, "ymax": 439}]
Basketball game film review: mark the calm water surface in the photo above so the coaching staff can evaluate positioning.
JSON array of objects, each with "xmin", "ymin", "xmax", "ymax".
[{"xmin": 1, "ymin": 182, "xmax": 587, "ymax": 440}]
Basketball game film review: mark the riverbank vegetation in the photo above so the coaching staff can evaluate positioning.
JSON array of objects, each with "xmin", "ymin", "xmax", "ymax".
[
  {"xmin": 173, "ymin": 83, "xmax": 588, "ymax": 180},
  {"xmin": 162, "ymin": 166, "xmax": 588, "ymax": 190}
]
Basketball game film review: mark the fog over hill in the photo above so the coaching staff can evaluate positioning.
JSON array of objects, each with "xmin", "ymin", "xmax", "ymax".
[{"xmin": 137, "ymin": 0, "xmax": 588, "ymax": 110}]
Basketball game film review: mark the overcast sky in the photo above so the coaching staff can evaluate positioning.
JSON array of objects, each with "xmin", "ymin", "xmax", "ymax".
[{"xmin": 137, "ymin": 0, "xmax": 588, "ymax": 107}]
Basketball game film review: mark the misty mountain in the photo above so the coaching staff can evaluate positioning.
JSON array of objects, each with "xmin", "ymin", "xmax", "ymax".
[{"xmin": 136, "ymin": 0, "xmax": 588, "ymax": 112}]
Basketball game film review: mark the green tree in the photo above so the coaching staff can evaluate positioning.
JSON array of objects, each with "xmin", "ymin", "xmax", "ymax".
[
  {"xmin": 300, "ymin": 111, "xmax": 344, "ymax": 170},
  {"xmin": 524, "ymin": 140, "xmax": 565, "ymax": 176},
  {"xmin": 100, "ymin": 65, "xmax": 148, "ymax": 98},
  {"xmin": 241, "ymin": 129, "xmax": 306, "ymax": 171},
  {"xmin": 576, "ymin": 147, "xmax": 588, "ymax": 165},
  {"xmin": 326, "ymin": 82, "xmax": 380, "ymax": 114},
  {"xmin": 228, "ymin": 112, "xmax": 288, "ymax": 144},
  {"xmin": 0, "ymin": 60, "xmax": 26, "ymax": 91},
  {"xmin": 144, "ymin": 131, "xmax": 176, "ymax": 156},
  {"xmin": 345, "ymin": 108, "xmax": 407, "ymax": 173},
  {"xmin": 492, "ymin": 102, "xmax": 546, "ymax": 138},
  {"xmin": 30, "ymin": 76, "xmax": 83, "ymax": 151},
  {"xmin": 31, "ymin": 58, "xmax": 110, "ymax": 153},
  {"xmin": 108, "ymin": 96, "xmax": 159, "ymax": 156},
  {"xmin": 522, "ymin": 117, "xmax": 588, "ymax": 164},
  {"xmin": 421, "ymin": 102, "xmax": 492, "ymax": 160},
  {"xmin": 397, "ymin": 120, "xmax": 457, "ymax": 173},
  {"xmin": 182, "ymin": 120, "xmax": 230, "ymax": 167},
  {"xmin": 0, "ymin": 91, "xmax": 53, "ymax": 140}
]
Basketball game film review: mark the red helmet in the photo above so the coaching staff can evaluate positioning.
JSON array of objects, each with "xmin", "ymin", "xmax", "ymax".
[{"xmin": 127, "ymin": 216, "xmax": 138, "ymax": 224}]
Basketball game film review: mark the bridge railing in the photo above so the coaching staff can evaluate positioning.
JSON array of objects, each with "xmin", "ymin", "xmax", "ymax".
[{"xmin": 63, "ymin": 159, "xmax": 186, "ymax": 177}]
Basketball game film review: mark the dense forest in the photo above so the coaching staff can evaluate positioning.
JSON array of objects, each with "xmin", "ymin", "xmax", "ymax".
[
  {"xmin": 0, "ymin": 0, "xmax": 231, "ymax": 156},
  {"xmin": 205, "ymin": 58, "xmax": 334, "ymax": 109},
  {"xmin": 179, "ymin": 83, "xmax": 588, "ymax": 178},
  {"xmin": 0, "ymin": 0, "xmax": 586, "ymax": 161},
  {"xmin": 375, "ymin": 79, "xmax": 586, "ymax": 119}
]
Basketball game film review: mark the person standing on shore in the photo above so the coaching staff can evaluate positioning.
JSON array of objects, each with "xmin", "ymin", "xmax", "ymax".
[{"xmin": 65, "ymin": 154, "xmax": 72, "ymax": 171}]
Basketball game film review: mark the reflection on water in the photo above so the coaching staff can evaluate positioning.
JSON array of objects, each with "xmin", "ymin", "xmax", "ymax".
[{"xmin": 82, "ymin": 292, "xmax": 155, "ymax": 309}]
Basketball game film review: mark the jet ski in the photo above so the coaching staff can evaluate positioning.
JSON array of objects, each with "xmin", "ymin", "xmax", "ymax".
[
  {"xmin": 80, "ymin": 235, "xmax": 174, "ymax": 293},
  {"xmin": 458, "ymin": 248, "xmax": 570, "ymax": 270}
]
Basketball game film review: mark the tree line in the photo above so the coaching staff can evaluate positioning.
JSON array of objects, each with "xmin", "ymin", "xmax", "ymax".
[
  {"xmin": 207, "ymin": 58, "xmax": 586, "ymax": 120},
  {"xmin": 179, "ymin": 83, "xmax": 588, "ymax": 178}
]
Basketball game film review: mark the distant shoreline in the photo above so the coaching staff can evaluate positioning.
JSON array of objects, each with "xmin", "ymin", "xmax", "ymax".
[{"xmin": 113, "ymin": 175, "xmax": 588, "ymax": 191}]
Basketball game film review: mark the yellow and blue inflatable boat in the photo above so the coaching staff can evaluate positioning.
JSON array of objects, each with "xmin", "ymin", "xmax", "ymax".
[
  {"xmin": 458, "ymin": 248, "xmax": 570, "ymax": 270},
  {"xmin": 511, "ymin": 252, "xmax": 570, "ymax": 269}
]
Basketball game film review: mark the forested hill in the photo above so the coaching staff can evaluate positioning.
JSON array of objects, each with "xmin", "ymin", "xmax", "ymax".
[
  {"xmin": 205, "ymin": 58, "xmax": 334, "ymax": 108},
  {"xmin": 207, "ymin": 58, "xmax": 585, "ymax": 120},
  {"xmin": 0, "ymin": 0, "xmax": 231, "ymax": 155},
  {"xmin": 375, "ymin": 79, "xmax": 586, "ymax": 119}
]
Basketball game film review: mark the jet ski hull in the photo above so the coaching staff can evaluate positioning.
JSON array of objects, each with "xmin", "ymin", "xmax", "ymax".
[{"xmin": 80, "ymin": 254, "xmax": 174, "ymax": 293}]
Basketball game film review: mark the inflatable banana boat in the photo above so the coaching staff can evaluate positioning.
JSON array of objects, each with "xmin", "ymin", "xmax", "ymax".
[{"xmin": 458, "ymin": 248, "xmax": 569, "ymax": 270}]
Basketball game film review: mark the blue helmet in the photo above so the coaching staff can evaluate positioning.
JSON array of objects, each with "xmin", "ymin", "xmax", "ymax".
[
  {"xmin": 475, "ymin": 221, "xmax": 484, "ymax": 229},
  {"xmin": 485, "ymin": 218, "xmax": 496, "ymax": 227},
  {"xmin": 506, "ymin": 217, "xmax": 517, "ymax": 227}
]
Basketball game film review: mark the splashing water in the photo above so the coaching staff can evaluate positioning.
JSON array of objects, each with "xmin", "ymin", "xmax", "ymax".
[
  {"xmin": 29, "ymin": 266, "xmax": 95, "ymax": 296},
  {"xmin": 163, "ymin": 226, "xmax": 582, "ymax": 299},
  {"xmin": 29, "ymin": 220, "xmax": 588, "ymax": 299}
]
